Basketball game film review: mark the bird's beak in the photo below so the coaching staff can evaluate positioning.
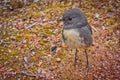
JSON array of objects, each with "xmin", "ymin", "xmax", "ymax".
[{"xmin": 58, "ymin": 17, "xmax": 64, "ymax": 21}]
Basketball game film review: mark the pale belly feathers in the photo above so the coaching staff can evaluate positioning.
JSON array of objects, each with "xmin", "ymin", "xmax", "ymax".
[{"xmin": 63, "ymin": 29, "xmax": 85, "ymax": 48}]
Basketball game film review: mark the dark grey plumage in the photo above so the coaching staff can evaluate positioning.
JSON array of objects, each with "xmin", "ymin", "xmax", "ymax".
[{"xmin": 61, "ymin": 8, "xmax": 93, "ymax": 68}]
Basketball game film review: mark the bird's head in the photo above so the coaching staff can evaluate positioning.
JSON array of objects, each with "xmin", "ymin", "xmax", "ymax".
[{"xmin": 60, "ymin": 8, "xmax": 87, "ymax": 26}]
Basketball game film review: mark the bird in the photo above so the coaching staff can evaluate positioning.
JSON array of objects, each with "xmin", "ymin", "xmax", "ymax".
[{"xmin": 60, "ymin": 8, "xmax": 93, "ymax": 68}]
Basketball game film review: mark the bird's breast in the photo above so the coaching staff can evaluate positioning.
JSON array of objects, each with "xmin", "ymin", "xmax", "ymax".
[{"xmin": 63, "ymin": 29, "xmax": 85, "ymax": 48}]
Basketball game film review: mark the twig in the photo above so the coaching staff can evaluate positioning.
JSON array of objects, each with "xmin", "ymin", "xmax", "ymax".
[
  {"xmin": 91, "ymin": 26, "xmax": 99, "ymax": 32},
  {"xmin": 20, "ymin": 71, "xmax": 37, "ymax": 77},
  {"xmin": 0, "ymin": 41, "xmax": 20, "ymax": 44},
  {"xmin": 25, "ymin": 22, "xmax": 38, "ymax": 29}
]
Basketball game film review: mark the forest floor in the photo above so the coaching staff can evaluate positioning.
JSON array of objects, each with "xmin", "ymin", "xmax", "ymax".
[{"xmin": 0, "ymin": 1, "xmax": 120, "ymax": 80}]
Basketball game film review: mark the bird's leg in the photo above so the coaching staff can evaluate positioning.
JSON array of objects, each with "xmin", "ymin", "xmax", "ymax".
[
  {"xmin": 84, "ymin": 49, "xmax": 90, "ymax": 79},
  {"xmin": 84, "ymin": 49, "xmax": 89, "ymax": 68},
  {"xmin": 74, "ymin": 49, "xmax": 78, "ymax": 68}
]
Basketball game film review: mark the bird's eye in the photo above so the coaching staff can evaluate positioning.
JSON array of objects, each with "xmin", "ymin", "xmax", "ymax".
[{"xmin": 68, "ymin": 18, "xmax": 72, "ymax": 21}]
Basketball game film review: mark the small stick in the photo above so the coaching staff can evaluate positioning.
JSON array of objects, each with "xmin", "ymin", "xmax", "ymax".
[{"xmin": 25, "ymin": 22, "xmax": 37, "ymax": 29}]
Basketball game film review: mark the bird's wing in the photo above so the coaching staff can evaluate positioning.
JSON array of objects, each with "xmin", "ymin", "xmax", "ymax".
[{"xmin": 76, "ymin": 22, "xmax": 92, "ymax": 34}]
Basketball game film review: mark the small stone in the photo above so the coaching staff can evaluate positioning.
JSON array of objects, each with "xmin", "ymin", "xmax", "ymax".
[
  {"xmin": 50, "ymin": 46, "xmax": 57, "ymax": 53},
  {"xmin": 8, "ymin": 49, "xmax": 12, "ymax": 53},
  {"xmin": 95, "ymin": 13, "xmax": 99, "ymax": 18},
  {"xmin": 56, "ymin": 58, "xmax": 61, "ymax": 63},
  {"xmin": 24, "ymin": 57, "xmax": 28, "ymax": 62},
  {"xmin": 48, "ymin": 54, "xmax": 52, "ymax": 58}
]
